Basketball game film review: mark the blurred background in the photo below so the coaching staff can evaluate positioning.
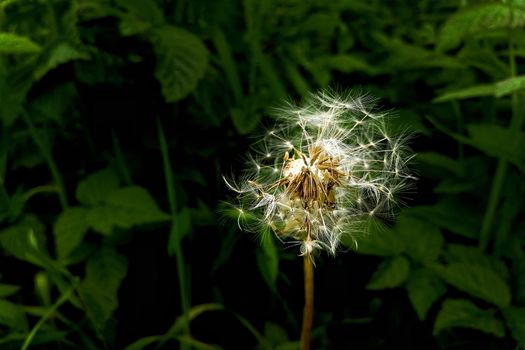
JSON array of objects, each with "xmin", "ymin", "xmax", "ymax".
[{"xmin": 1, "ymin": 0, "xmax": 525, "ymax": 349}]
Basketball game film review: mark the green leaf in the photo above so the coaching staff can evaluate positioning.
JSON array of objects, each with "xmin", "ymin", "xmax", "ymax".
[
  {"xmin": 434, "ymin": 299, "xmax": 505, "ymax": 337},
  {"xmin": 54, "ymin": 207, "xmax": 89, "ymax": 261},
  {"xmin": 407, "ymin": 199, "xmax": 480, "ymax": 239},
  {"xmin": 313, "ymin": 54, "xmax": 378, "ymax": 74},
  {"xmin": 116, "ymin": 0, "xmax": 165, "ymax": 26},
  {"xmin": 444, "ymin": 244, "xmax": 509, "ymax": 282},
  {"xmin": 0, "ymin": 32, "xmax": 41, "ymax": 54},
  {"xmin": 124, "ymin": 336, "xmax": 161, "ymax": 350},
  {"xmin": 0, "ymin": 216, "xmax": 48, "ymax": 266},
  {"xmin": 406, "ymin": 268, "xmax": 447, "ymax": 321},
  {"xmin": 433, "ymin": 83, "xmax": 495, "ymax": 103},
  {"xmin": 416, "ymin": 152, "xmax": 464, "ymax": 177},
  {"xmin": 264, "ymin": 322, "xmax": 289, "ymax": 346},
  {"xmin": 466, "ymin": 124, "xmax": 525, "ymax": 170},
  {"xmin": 353, "ymin": 222, "xmax": 405, "ymax": 257},
  {"xmin": 495, "ymin": 75, "xmax": 525, "ymax": 97},
  {"xmin": 503, "ymin": 307, "xmax": 525, "ymax": 347},
  {"xmin": 256, "ymin": 231, "xmax": 279, "ymax": 292},
  {"xmin": 168, "ymin": 208, "xmax": 191, "ymax": 256},
  {"xmin": 87, "ymin": 186, "xmax": 170, "ymax": 235},
  {"xmin": 34, "ymin": 42, "xmax": 89, "ymax": 81},
  {"xmin": 152, "ymin": 26, "xmax": 209, "ymax": 102},
  {"xmin": 438, "ymin": 3, "xmax": 525, "ymax": 51},
  {"xmin": 79, "ymin": 247, "xmax": 128, "ymax": 330},
  {"xmin": 0, "ymin": 299, "xmax": 28, "ymax": 331},
  {"xmin": 230, "ymin": 106, "xmax": 262, "ymax": 135},
  {"xmin": 76, "ymin": 168, "xmax": 121, "ymax": 206},
  {"xmin": 367, "ymin": 256, "xmax": 410, "ymax": 290},
  {"xmin": 431, "ymin": 263, "xmax": 511, "ymax": 307},
  {"xmin": 0, "ymin": 284, "xmax": 21, "ymax": 298},
  {"xmin": 396, "ymin": 214, "xmax": 444, "ymax": 263}
]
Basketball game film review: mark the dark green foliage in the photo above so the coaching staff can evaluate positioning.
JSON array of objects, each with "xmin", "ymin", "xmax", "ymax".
[{"xmin": 0, "ymin": 0, "xmax": 525, "ymax": 349}]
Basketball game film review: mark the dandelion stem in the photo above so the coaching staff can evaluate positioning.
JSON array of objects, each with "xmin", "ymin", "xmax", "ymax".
[{"xmin": 300, "ymin": 254, "xmax": 314, "ymax": 350}]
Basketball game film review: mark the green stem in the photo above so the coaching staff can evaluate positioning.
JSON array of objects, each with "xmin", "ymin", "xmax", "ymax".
[
  {"xmin": 157, "ymin": 120, "xmax": 190, "ymax": 350},
  {"xmin": 479, "ymin": 5, "xmax": 524, "ymax": 251},
  {"xmin": 300, "ymin": 254, "xmax": 314, "ymax": 350},
  {"xmin": 21, "ymin": 278, "xmax": 79, "ymax": 350},
  {"xmin": 21, "ymin": 111, "xmax": 68, "ymax": 209}
]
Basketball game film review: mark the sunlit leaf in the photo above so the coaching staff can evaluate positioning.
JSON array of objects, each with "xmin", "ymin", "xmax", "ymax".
[
  {"xmin": 367, "ymin": 256, "xmax": 410, "ymax": 290},
  {"xmin": 434, "ymin": 299, "xmax": 505, "ymax": 337},
  {"xmin": 431, "ymin": 263, "xmax": 511, "ymax": 307},
  {"xmin": 0, "ymin": 32, "xmax": 41, "ymax": 54},
  {"xmin": 406, "ymin": 268, "xmax": 447, "ymax": 320}
]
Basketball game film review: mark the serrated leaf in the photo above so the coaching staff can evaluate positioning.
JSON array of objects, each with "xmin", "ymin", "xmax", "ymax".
[
  {"xmin": 396, "ymin": 214, "xmax": 444, "ymax": 263},
  {"xmin": 406, "ymin": 268, "xmax": 447, "ymax": 320},
  {"xmin": 256, "ymin": 231, "xmax": 279, "ymax": 292},
  {"xmin": 0, "ymin": 299, "xmax": 28, "ymax": 331},
  {"xmin": 86, "ymin": 186, "xmax": 170, "ymax": 235},
  {"xmin": 116, "ymin": 0, "xmax": 165, "ymax": 26},
  {"xmin": 34, "ymin": 42, "xmax": 89, "ymax": 81},
  {"xmin": 367, "ymin": 256, "xmax": 410, "ymax": 290},
  {"xmin": 503, "ymin": 307, "xmax": 525, "ymax": 347},
  {"xmin": 152, "ymin": 26, "xmax": 209, "ymax": 102},
  {"xmin": 466, "ymin": 124, "xmax": 525, "ymax": 170},
  {"xmin": 434, "ymin": 299, "xmax": 505, "ymax": 337},
  {"xmin": 54, "ymin": 207, "xmax": 89, "ymax": 260},
  {"xmin": 431, "ymin": 263, "xmax": 511, "ymax": 307},
  {"xmin": 407, "ymin": 199, "xmax": 480, "ymax": 239},
  {"xmin": 0, "ymin": 284, "xmax": 20, "ymax": 298},
  {"xmin": 438, "ymin": 3, "xmax": 525, "ymax": 51},
  {"xmin": 0, "ymin": 32, "xmax": 41, "ymax": 54},
  {"xmin": 76, "ymin": 168, "xmax": 121, "ymax": 206},
  {"xmin": 353, "ymin": 221, "xmax": 405, "ymax": 257},
  {"xmin": 86, "ymin": 206, "xmax": 114, "ymax": 235},
  {"xmin": 79, "ymin": 247, "xmax": 128, "ymax": 330},
  {"xmin": 445, "ymin": 244, "xmax": 509, "ymax": 282}
]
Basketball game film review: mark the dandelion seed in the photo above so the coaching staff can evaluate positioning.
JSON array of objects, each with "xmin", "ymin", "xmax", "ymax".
[{"xmin": 224, "ymin": 90, "xmax": 413, "ymax": 256}]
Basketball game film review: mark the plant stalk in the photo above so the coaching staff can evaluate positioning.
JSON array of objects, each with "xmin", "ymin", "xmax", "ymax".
[{"xmin": 300, "ymin": 254, "xmax": 314, "ymax": 350}]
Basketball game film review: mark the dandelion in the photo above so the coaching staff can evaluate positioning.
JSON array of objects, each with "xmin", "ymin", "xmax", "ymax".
[{"xmin": 224, "ymin": 90, "xmax": 414, "ymax": 350}]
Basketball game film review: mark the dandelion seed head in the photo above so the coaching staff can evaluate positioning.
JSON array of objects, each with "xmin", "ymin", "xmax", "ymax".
[{"xmin": 224, "ymin": 90, "xmax": 414, "ymax": 257}]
